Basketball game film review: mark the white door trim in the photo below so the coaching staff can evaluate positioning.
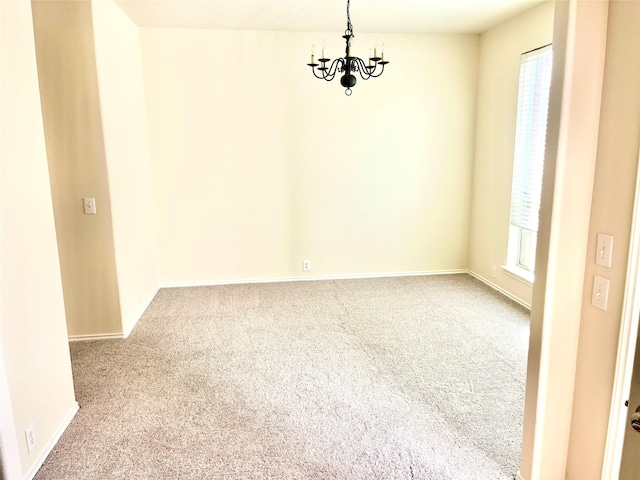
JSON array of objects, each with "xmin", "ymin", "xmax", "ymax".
[{"xmin": 602, "ymin": 149, "xmax": 640, "ymax": 479}]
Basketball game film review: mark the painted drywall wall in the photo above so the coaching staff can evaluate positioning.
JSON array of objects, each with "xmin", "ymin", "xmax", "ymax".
[
  {"xmin": 0, "ymin": 340, "xmax": 21, "ymax": 480},
  {"xmin": 567, "ymin": 1, "xmax": 640, "ymax": 478},
  {"xmin": 0, "ymin": 1, "xmax": 77, "ymax": 477},
  {"xmin": 32, "ymin": 0, "xmax": 159, "ymax": 338},
  {"xmin": 468, "ymin": 1, "xmax": 555, "ymax": 307},
  {"xmin": 140, "ymin": 29, "xmax": 479, "ymax": 285},
  {"xmin": 520, "ymin": 1, "xmax": 610, "ymax": 478},
  {"xmin": 32, "ymin": 0, "xmax": 123, "ymax": 337},
  {"xmin": 92, "ymin": 0, "xmax": 159, "ymax": 336},
  {"xmin": 0, "ymin": 10, "xmax": 19, "ymax": 477}
]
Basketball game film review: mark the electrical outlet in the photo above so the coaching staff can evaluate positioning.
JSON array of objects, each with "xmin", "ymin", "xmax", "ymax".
[
  {"xmin": 303, "ymin": 260, "xmax": 311, "ymax": 271},
  {"xmin": 25, "ymin": 424, "xmax": 35, "ymax": 453},
  {"xmin": 491, "ymin": 266, "xmax": 496, "ymax": 278}
]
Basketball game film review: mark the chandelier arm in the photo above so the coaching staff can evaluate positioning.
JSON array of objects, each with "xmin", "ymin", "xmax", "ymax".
[
  {"xmin": 310, "ymin": 67, "xmax": 326, "ymax": 80},
  {"xmin": 353, "ymin": 58, "xmax": 373, "ymax": 80},
  {"xmin": 310, "ymin": 59, "xmax": 337, "ymax": 80},
  {"xmin": 367, "ymin": 62, "xmax": 387, "ymax": 78},
  {"xmin": 324, "ymin": 58, "xmax": 343, "ymax": 81}
]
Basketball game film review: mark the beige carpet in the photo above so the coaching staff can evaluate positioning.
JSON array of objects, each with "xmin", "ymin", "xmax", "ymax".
[{"xmin": 35, "ymin": 274, "xmax": 529, "ymax": 479}]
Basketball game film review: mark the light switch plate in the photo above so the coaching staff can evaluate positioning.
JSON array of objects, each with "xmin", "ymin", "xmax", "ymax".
[
  {"xmin": 83, "ymin": 198, "xmax": 96, "ymax": 215},
  {"xmin": 592, "ymin": 275, "xmax": 610, "ymax": 311},
  {"xmin": 25, "ymin": 424, "xmax": 35, "ymax": 453},
  {"xmin": 596, "ymin": 233, "xmax": 614, "ymax": 268}
]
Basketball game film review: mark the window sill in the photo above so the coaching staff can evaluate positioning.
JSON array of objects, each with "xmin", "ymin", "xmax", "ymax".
[{"xmin": 502, "ymin": 265, "xmax": 534, "ymax": 286}]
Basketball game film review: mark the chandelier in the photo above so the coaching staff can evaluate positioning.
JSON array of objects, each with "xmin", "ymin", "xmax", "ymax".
[{"xmin": 307, "ymin": 0, "xmax": 389, "ymax": 96}]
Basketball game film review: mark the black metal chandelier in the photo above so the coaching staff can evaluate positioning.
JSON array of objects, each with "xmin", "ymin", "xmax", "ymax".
[{"xmin": 307, "ymin": 0, "xmax": 389, "ymax": 96}]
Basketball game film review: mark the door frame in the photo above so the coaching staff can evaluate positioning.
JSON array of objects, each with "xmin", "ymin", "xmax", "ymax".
[{"xmin": 602, "ymin": 149, "xmax": 640, "ymax": 479}]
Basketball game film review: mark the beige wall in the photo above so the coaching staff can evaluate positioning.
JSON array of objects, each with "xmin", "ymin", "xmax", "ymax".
[
  {"xmin": 32, "ymin": 0, "xmax": 159, "ymax": 338},
  {"xmin": 32, "ymin": 0, "xmax": 123, "ymax": 337},
  {"xmin": 92, "ymin": 0, "xmax": 159, "ymax": 335},
  {"xmin": 468, "ymin": 1, "xmax": 555, "ymax": 307},
  {"xmin": 0, "ymin": 1, "xmax": 77, "ymax": 477},
  {"xmin": 140, "ymin": 29, "xmax": 479, "ymax": 285},
  {"xmin": 567, "ymin": 1, "xmax": 640, "ymax": 478}
]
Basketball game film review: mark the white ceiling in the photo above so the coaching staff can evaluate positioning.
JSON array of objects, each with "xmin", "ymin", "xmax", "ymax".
[{"xmin": 114, "ymin": 0, "xmax": 546, "ymax": 34}]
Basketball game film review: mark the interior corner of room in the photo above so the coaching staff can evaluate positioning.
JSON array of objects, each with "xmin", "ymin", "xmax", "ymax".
[{"xmin": 2, "ymin": 0, "xmax": 639, "ymax": 478}]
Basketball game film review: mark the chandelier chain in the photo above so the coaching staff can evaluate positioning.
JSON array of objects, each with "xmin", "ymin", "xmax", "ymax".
[{"xmin": 346, "ymin": 0, "xmax": 353, "ymax": 35}]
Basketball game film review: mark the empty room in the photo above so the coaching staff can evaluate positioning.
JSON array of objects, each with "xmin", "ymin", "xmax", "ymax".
[{"xmin": 2, "ymin": 1, "xmax": 639, "ymax": 479}]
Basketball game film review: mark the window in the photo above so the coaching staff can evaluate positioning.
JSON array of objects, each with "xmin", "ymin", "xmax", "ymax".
[{"xmin": 506, "ymin": 45, "xmax": 553, "ymax": 283}]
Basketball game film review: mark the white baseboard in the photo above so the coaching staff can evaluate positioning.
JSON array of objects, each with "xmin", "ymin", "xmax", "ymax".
[
  {"xmin": 516, "ymin": 473, "xmax": 526, "ymax": 480},
  {"xmin": 159, "ymin": 269, "xmax": 468, "ymax": 288},
  {"xmin": 122, "ymin": 286, "xmax": 160, "ymax": 338},
  {"xmin": 70, "ymin": 271, "xmax": 527, "ymax": 341},
  {"xmin": 69, "ymin": 286, "xmax": 161, "ymax": 342},
  {"xmin": 466, "ymin": 270, "xmax": 532, "ymax": 310},
  {"xmin": 161, "ymin": 269, "xmax": 531, "ymax": 312},
  {"xmin": 68, "ymin": 333, "xmax": 124, "ymax": 342},
  {"xmin": 23, "ymin": 401, "xmax": 79, "ymax": 480}
]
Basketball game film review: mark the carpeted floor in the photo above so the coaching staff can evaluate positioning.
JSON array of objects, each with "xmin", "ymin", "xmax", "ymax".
[{"xmin": 35, "ymin": 274, "xmax": 529, "ymax": 480}]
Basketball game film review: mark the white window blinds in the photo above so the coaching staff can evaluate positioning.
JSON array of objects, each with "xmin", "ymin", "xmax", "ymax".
[{"xmin": 509, "ymin": 45, "xmax": 553, "ymax": 233}]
